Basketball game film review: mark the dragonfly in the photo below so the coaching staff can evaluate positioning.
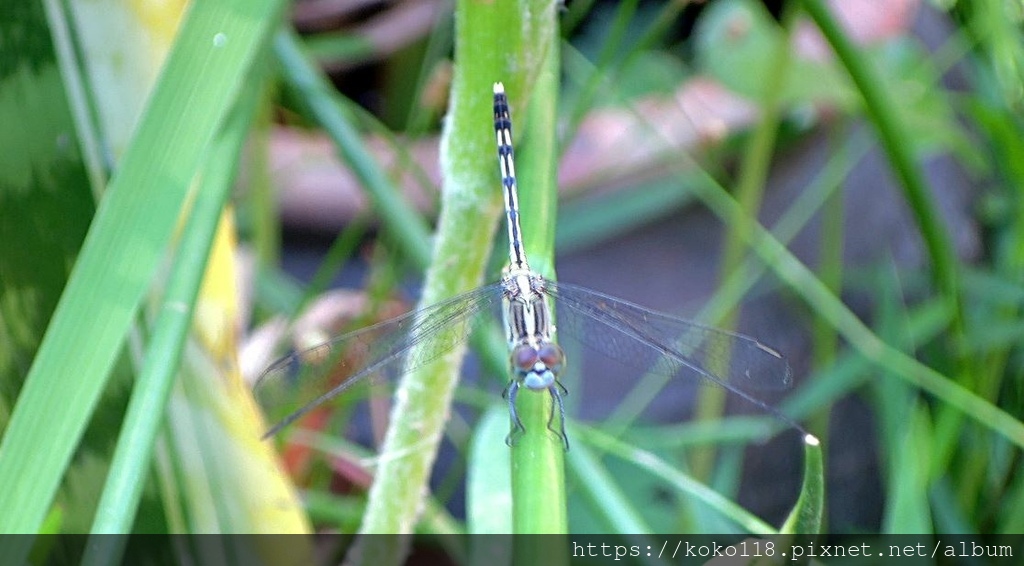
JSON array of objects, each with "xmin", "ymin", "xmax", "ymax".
[{"xmin": 255, "ymin": 82, "xmax": 799, "ymax": 448}]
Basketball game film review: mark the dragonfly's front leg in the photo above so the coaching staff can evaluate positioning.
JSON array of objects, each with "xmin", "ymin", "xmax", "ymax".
[
  {"xmin": 503, "ymin": 380, "xmax": 525, "ymax": 446},
  {"xmin": 547, "ymin": 382, "xmax": 569, "ymax": 451}
]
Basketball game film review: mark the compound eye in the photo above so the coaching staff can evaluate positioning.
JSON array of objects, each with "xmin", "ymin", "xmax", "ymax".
[
  {"xmin": 537, "ymin": 343, "xmax": 564, "ymax": 369},
  {"xmin": 511, "ymin": 344, "xmax": 538, "ymax": 371}
]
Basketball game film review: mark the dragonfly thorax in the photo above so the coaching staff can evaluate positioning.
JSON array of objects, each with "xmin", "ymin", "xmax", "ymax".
[
  {"xmin": 501, "ymin": 271, "xmax": 554, "ymax": 337},
  {"xmin": 501, "ymin": 269, "xmax": 564, "ymax": 390}
]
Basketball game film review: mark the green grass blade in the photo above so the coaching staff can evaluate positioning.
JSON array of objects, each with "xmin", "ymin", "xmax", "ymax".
[
  {"xmin": 695, "ymin": 0, "xmax": 796, "ymax": 480},
  {"xmin": 273, "ymin": 29, "xmax": 432, "ymax": 267},
  {"xmin": 576, "ymin": 426, "xmax": 776, "ymax": 534},
  {"xmin": 600, "ymin": 128, "xmax": 868, "ymax": 437},
  {"xmin": 801, "ymin": 0, "xmax": 967, "ymax": 361},
  {"xmin": 780, "ymin": 434, "xmax": 824, "ymax": 534},
  {"xmin": 85, "ymin": 86, "xmax": 255, "ymax": 542},
  {"xmin": 566, "ymin": 441, "xmax": 652, "ymax": 534},
  {"xmin": 468, "ymin": 407, "xmax": 513, "ymax": 535},
  {"xmin": 556, "ymin": 177, "xmax": 696, "ymax": 254},
  {"xmin": 883, "ymin": 404, "xmax": 934, "ymax": 533},
  {"xmin": 0, "ymin": 0, "xmax": 285, "ymax": 534},
  {"xmin": 683, "ymin": 164, "xmax": 1024, "ymax": 450}
]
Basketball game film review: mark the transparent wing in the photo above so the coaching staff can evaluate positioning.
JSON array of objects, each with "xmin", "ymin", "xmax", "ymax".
[
  {"xmin": 255, "ymin": 283, "xmax": 505, "ymax": 438},
  {"xmin": 546, "ymin": 279, "xmax": 799, "ymax": 427}
]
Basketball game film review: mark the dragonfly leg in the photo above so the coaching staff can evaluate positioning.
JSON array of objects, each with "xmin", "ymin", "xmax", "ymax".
[
  {"xmin": 556, "ymin": 381, "xmax": 569, "ymax": 397},
  {"xmin": 547, "ymin": 382, "xmax": 570, "ymax": 451},
  {"xmin": 505, "ymin": 380, "xmax": 525, "ymax": 446}
]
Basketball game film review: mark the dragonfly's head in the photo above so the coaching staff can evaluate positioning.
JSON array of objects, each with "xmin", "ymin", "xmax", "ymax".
[{"xmin": 511, "ymin": 342, "xmax": 564, "ymax": 390}]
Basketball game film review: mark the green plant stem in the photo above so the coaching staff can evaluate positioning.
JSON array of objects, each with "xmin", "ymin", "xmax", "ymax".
[
  {"xmin": 510, "ymin": 44, "xmax": 566, "ymax": 541},
  {"xmin": 273, "ymin": 17, "xmax": 512, "ymax": 547},
  {"xmin": 342, "ymin": 1, "xmax": 563, "ymax": 562}
]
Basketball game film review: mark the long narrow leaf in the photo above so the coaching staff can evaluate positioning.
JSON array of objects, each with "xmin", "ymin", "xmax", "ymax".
[{"xmin": 0, "ymin": 0, "xmax": 286, "ymax": 534}]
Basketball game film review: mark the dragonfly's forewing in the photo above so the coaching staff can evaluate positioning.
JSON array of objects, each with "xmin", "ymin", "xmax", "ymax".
[
  {"xmin": 546, "ymin": 279, "xmax": 797, "ymax": 427},
  {"xmin": 255, "ymin": 283, "xmax": 505, "ymax": 438}
]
